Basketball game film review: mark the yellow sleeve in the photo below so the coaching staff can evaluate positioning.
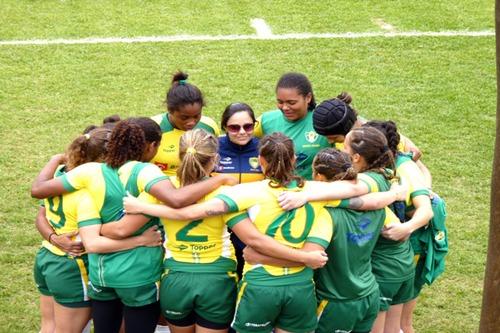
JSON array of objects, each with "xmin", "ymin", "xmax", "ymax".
[
  {"xmin": 357, "ymin": 173, "xmax": 378, "ymax": 193},
  {"xmin": 77, "ymin": 190, "xmax": 102, "ymax": 227},
  {"xmin": 383, "ymin": 207, "xmax": 401, "ymax": 226},
  {"xmin": 137, "ymin": 163, "xmax": 169, "ymax": 193},
  {"xmin": 200, "ymin": 116, "xmax": 221, "ymax": 136},
  {"xmin": 216, "ymin": 182, "xmax": 262, "ymax": 212},
  {"xmin": 305, "ymin": 208, "xmax": 333, "ymax": 249},
  {"xmin": 254, "ymin": 115, "xmax": 264, "ymax": 138},
  {"xmin": 62, "ymin": 162, "xmax": 100, "ymax": 192},
  {"xmin": 397, "ymin": 160, "xmax": 430, "ymax": 204}
]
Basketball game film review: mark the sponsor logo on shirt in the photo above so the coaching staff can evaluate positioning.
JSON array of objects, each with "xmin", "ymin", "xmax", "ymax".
[
  {"xmin": 305, "ymin": 131, "xmax": 319, "ymax": 143},
  {"xmin": 220, "ymin": 157, "xmax": 232, "ymax": 165},
  {"xmin": 249, "ymin": 157, "xmax": 259, "ymax": 169},
  {"xmin": 154, "ymin": 162, "xmax": 169, "ymax": 171}
]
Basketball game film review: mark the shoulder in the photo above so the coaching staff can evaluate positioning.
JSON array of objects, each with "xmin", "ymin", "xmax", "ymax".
[{"xmin": 197, "ymin": 116, "xmax": 220, "ymax": 134}]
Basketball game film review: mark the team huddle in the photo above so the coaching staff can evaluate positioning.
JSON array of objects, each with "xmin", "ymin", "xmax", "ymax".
[{"xmin": 30, "ymin": 71, "xmax": 447, "ymax": 333}]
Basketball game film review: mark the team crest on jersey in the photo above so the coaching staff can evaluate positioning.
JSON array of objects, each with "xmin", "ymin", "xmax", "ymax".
[
  {"xmin": 305, "ymin": 131, "xmax": 318, "ymax": 143},
  {"xmin": 249, "ymin": 157, "xmax": 259, "ymax": 169}
]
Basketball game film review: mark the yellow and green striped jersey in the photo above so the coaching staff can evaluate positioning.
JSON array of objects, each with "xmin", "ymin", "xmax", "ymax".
[
  {"xmin": 151, "ymin": 113, "xmax": 220, "ymax": 176},
  {"xmin": 139, "ymin": 177, "xmax": 239, "ymax": 273},
  {"xmin": 361, "ymin": 171, "xmax": 415, "ymax": 283},
  {"xmin": 59, "ymin": 161, "xmax": 168, "ymax": 288},
  {"xmin": 395, "ymin": 153, "xmax": 430, "ymax": 210},
  {"xmin": 42, "ymin": 166, "xmax": 100, "ymax": 256},
  {"xmin": 216, "ymin": 180, "xmax": 333, "ymax": 286}
]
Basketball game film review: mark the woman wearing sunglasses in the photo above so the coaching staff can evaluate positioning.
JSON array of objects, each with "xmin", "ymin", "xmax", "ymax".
[
  {"xmin": 216, "ymin": 102, "xmax": 264, "ymax": 184},
  {"xmin": 215, "ymin": 102, "xmax": 265, "ymax": 281}
]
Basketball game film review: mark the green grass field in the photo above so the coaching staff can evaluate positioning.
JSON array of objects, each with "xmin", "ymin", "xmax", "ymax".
[{"xmin": 0, "ymin": 1, "xmax": 496, "ymax": 332}]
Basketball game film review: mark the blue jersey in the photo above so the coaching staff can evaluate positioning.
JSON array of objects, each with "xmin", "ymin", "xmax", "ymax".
[{"xmin": 215, "ymin": 136, "xmax": 264, "ymax": 184}]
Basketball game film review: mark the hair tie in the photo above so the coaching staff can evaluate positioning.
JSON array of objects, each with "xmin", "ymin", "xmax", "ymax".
[
  {"xmin": 179, "ymin": 79, "xmax": 187, "ymax": 86},
  {"xmin": 186, "ymin": 147, "xmax": 197, "ymax": 154},
  {"xmin": 84, "ymin": 134, "xmax": 90, "ymax": 140}
]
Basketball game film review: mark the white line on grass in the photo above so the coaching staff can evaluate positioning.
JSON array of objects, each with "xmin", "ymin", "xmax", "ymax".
[{"xmin": 0, "ymin": 30, "xmax": 494, "ymax": 46}]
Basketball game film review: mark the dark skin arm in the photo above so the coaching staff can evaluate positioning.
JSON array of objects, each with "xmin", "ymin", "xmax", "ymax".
[
  {"xmin": 31, "ymin": 154, "xmax": 67, "ymax": 199},
  {"xmin": 35, "ymin": 206, "xmax": 85, "ymax": 256}
]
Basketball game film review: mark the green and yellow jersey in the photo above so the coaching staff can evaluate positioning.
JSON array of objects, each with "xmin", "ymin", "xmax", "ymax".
[
  {"xmin": 360, "ymin": 171, "xmax": 415, "ymax": 283},
  {"xmin": 255, "ymin": 110, "xmax": 331, "ymax": 180},
  {"xmin": 139, "ymin": 177, "xmax": 240, "ymax": 274},
  {"xmin": 395, "ymin": 153, "xmax": 430, "ymax": 212},
  {"xmin": 42, "ymin": 166, "xmax": 100, "ymax": 256},
  {"xmin": 216, "ymin": 180, "xmax": 333, "ymax": 286},
  {"xmin": 60, "ymin": 161, "xmax": 168, "ymax": 288},
  {"xmin": 151, "ymin": 113, "xmax": 220, "ymax": 176},
  {"xmin": 315, "ymin": 205, "xmax": 397, "ymax": 301}
]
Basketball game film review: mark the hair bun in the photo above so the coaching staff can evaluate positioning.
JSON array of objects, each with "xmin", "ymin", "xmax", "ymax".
[
  {"xmin": 336, "ymin": 92, "xmax": 352, "ymax": 104},
  {"xmin": 172, "ymin": 71, "xmax": 189, "ymax": 84}
]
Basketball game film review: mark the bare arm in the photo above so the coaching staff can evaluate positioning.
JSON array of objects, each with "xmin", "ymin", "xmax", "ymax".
[
  {"xmin": 400, "ymin": 135, "xmax": 422, "ymax": 161},
  {"xmin": 232, "ymin": 220, "xmax": 327, "ymax": 269},
  {"xmin": 123, "ymin": 194, "xmax": 229, "ymax": 220},
  {"xmin": 347, "ymin": 183, "xmax": 407, "ymax": 210},
  {"xmin": 415, "ymin": 160, "xmax": 432, "ymax": 189},
  {"xmin": 278, "ymin": 180, "xmax": 369, "ymax": 210},
  {"xmin": 35, "ymin": 206, "xmax": 85, "ymax": 256},
  {"xmin": 243, "ymin": 242, "xmax": 326, "ymax": 269},
  {"xmin": 382, "ymin": 195, "xmax": 433, "ymax": 241},
  {"xmin": 148, "ymin": 175, "xmax": 237, "ymax": 208},
  {"xmin": 31, "ymin": 154, "xmax": 68, "ymax": 198},
  {"xmin": 99, "ymin": 213, "xmax": 152, "ymax": 239},
  {"xmin": 79, "ymin": 224, "xmax": 162, "ymax": 253}
]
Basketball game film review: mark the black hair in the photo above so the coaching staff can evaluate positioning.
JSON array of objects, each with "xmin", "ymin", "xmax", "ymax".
[
  {"xmin": 129, "ymin": 117, "xmax": 162, "ymax": 144},
  {"xmin": 220, "ymin": 102, "xmax": 256, "ymax": 130},
  {"xmin": 364, "ymin": 120, "xmax": 400, "ymax": 158},
  {"xmin": 165, "ymin": 71, "xmax": 205, "ymax": 112},
  {"xmin": 276, "ymin": 72, "xmax": 316, "ymax": 110}
]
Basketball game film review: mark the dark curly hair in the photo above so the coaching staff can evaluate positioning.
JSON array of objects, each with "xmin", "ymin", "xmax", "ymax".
[{"xmin": 105, "ymin": 119, "xmax": 146, "ymax": 168}]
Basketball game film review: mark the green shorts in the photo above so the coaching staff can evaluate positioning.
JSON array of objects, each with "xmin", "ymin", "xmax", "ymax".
[
  {"xmin": 33, "ymin": 247, "xmax": 90, "ymax": 307},
  {"xmin": 231, "ymin": 281, "xmax": 317, "ymax": 333},
  {"xmin": 160, "ymin": 271, "xmax": 237, "ymax": 326},
  {"xmin": 377, "ymin": 277, "xmax": 414, "ymax": 311},
  {"xmin": 316, "ymin": 289, "xmax": 380, "ymax": 333},
  {"xmin": 87, "ymin": 280, "xmax": 159, "ymax": 307}
]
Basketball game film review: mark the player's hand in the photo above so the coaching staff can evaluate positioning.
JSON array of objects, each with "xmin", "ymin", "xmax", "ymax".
[
  {"xmin": 381, "ymin": 223, "xmax": 411, "ymax": 242},
  {"xmin": 302, "ymin": 250, "xmax": 328, "ymax": 269},
  {"xmin": 123, "ymin": 192, "xmax": 144, "ymax": 214},
  {"xmin": 278, "ymin": 191, "xmax": 307, "ymax": 211},
  {"xmin": 140, "ymin": 226, "xmax": 163, "ymax": 247},
  {"xmin": 50, "ymin": 153, "xmax": 67, "ymax": 165},
  {"xmin": 51, "ymin": 231, "xmax": 85, "ymax": 256},
  {"xmin": 390, "ymin": 183, "xmax": 408, "ymax": 201},
  {"xmin": 242, "ymin": 246, "xmax": 262, "ymax": 264},
  {"xmin": 215, "ymin": 174, "xmax": 238, "ymax": 186}
]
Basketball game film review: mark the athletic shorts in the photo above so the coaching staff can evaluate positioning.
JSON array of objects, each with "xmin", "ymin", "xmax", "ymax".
[
  {"xmin": 87, "ymin": 280, "xmax": 159, "ymax": 307},
  {"xmin": 316, "ymin": 289, "xmax": 380, "ymax": 333},
  {"xmin": 160, "ymin": 271, "xmax": 237, "ymax": 326},
  {"xmin": 231, "ymin": 281, "xmax": 317, "ymax": 333},
  {"xmin": 33, "ymin": 247, "xmax": 90, "ymax": 307},
  {"xmin": 377, "ymin": 277, "xmax": 414, "ymax": 311}
]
